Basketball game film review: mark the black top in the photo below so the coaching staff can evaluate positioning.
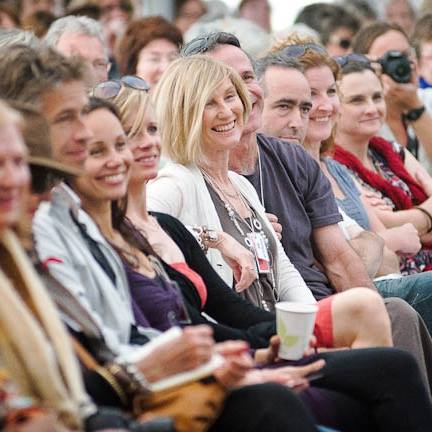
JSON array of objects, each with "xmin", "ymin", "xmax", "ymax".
[{"xmin": 151, "ymin": 211, "xmax": 276, "ymax": 348}]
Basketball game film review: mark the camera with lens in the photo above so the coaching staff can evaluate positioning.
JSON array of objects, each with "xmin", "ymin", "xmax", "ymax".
[{"xmin": 377, "ymin": 50, "xmax": 412, "ymax": 83}]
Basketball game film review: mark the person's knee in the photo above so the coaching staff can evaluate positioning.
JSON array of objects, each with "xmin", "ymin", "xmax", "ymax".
[
  {"xmin": 333, "ymin": 288, "xmax": 392, "ymax": 347},
  {"xmin": 335, "ymin": 288, "xmax": 387, "ymax": 320}
]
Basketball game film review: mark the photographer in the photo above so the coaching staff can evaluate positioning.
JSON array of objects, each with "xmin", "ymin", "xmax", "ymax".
[{"xmin": 352, "ymin": 22, "xmax": 432, "ymax": 174}]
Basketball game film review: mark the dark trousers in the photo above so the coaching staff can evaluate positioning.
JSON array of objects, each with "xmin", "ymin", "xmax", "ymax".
[
  {"xmin": 210, "ymin": 382, "xmax": 318, "ymax": 432},
  {"xmin": 311, "ymin": 347, "xmax": 432, "ymax": 431}
]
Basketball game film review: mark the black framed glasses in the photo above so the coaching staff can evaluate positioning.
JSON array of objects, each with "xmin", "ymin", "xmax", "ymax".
[
  {"xmin": 181, "ymin": 32, "xmax": 241, "ymax": 57},
  {"xmin": 92, "ymin": 75, "xmax": 150, "ymax": 99},
  {"xmin": 280, "ymin": 43, "xmax": 328, "ymax": 58},
  {"xmin": 334, "ymin": 53, "xmax": 371, "ymax": 68}
]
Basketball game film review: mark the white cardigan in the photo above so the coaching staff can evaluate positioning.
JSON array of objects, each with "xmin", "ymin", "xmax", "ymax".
[{"xmin": 148, "ymin": 161, "xmax": 316, "ymax": 304}]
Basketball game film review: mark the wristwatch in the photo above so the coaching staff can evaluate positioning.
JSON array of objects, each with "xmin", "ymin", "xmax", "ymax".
[{"xmin": 403, "ymin": 105, "xmax": 426, "ymax": 122}]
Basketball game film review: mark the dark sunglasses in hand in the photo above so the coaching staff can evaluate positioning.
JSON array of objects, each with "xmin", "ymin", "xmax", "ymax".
[{"xmin": 92, "ymin": 75, "xmax": 150, "ymax": 99}]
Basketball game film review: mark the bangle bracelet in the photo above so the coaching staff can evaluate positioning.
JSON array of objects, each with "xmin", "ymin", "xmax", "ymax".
[{"xmin": 415, "ymin": 206, "xmax": 432, "ymax": 233}]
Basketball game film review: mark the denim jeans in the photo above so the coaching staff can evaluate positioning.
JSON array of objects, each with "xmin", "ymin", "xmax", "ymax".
[{"xmin": 375, "ymin": 273, "xmax": 432, "ymax": 334}]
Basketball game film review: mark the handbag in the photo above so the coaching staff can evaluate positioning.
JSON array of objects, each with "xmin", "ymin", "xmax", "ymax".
[{"xmin": 72, "ymin": 337, "xmax": 226, "ymax": 432}]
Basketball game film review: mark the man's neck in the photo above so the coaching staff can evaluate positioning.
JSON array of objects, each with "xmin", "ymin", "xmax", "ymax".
[{"xmin": 229, "ymin": 131, "xmax": 259, "ymax": 175}]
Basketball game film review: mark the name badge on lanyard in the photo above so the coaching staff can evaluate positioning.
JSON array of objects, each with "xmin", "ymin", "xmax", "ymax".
[{"xmin": 246, "ymin": 232, "xmax": 270, "ymax": 274}]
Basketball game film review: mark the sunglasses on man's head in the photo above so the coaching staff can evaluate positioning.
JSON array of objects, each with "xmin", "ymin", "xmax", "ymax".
[
  {"xmin": 181, "ymin": 32, "xmax": 241, "ymax": 57},
  {"xmin": 334, "ymin": 53, "xmax": 371, "ymax": 68},
  {"xmin": 92, "ymin": 75, "xmax": 150, "ymax": 100},
  {"xmin": 280, "ymin": 43, "xmax": 328, "ymax": 58}
]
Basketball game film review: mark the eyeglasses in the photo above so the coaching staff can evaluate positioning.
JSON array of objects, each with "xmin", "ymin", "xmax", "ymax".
[
  {"xmin": 92, "ymin": 75, "xmax": 150, "ymax": 99},
  {"xmin": 334, "ymin": 53, "xmax": 371, "ymax": 68},
  {"xmin": 181, "ymin": 32, "xmax": 241, "ymax": 57},
  {"xmin": 280, "ymin": 43, "xmax": 328, "ymax": 58}
]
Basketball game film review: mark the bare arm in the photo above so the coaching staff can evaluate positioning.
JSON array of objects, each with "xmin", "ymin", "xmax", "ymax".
[
  {"xmin": 361, "ymin": 194, "xmax": 421, "ymax": 254},
  {"xmin": 367, "ymin": 200, "xmax": 430, "ymax": 233},
  {"xmin": 312, "ymin": 224, "xmax": 376, "ymax": 292}
]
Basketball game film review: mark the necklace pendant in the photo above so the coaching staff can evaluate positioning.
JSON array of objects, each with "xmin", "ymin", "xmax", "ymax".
[{"xmin": 253, "ymin": 218, "xmax": 262, "ymax": 231}]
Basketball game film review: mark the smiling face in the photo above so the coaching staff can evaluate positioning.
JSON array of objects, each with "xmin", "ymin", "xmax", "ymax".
[
  {"xmin": 125, "ymin": 105, "xmax": 161, "ymax": 184},
  {"xmin": 201, "ymin": 77, "xmax": 244, "ymax": 155},
  {"xmin": 208, "ymin": 44, "xmax": 263, "ymax": 135},
  {"xmin": 304, "ymin": 66, "xmax": 340, "ymax": 146},
  {"xmin": 40, "ymin": 80, "xmax": 92, "ymax": 169},
  {"xmin": 260, "ymin": 66, "xmax": 312, "ymax": 144},
  {"xmin": 74, "ymin": 107, "xmax": 132, "ymax": 204},
  {"xmin": 337, "ymin": 70, "xmax": 386, "ymax": 141},
  {"xmin": 136, "ymin": 38, "xmax": 179, "ymax": 86},
  {"xmin": 0, "ymin": 123, "xmax": 30, "ymax": 231}
]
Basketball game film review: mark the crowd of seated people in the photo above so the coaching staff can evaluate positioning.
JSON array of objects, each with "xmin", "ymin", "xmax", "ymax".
[{"xmin": 2, "ymin": 1, "xmax": 432, "ymax": 431}]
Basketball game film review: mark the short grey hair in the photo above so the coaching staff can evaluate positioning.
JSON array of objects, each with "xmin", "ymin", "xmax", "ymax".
[
  {"xmin": 255, "ymin": 54, "xmax": 303, "ymax": 79},
  {"xmin": 44, "ymin": 15, "xmax": 108, "ymax": 59},
  {"xmin": 255, "ymin": 54, "xmax": 304, "ymax": 96}
]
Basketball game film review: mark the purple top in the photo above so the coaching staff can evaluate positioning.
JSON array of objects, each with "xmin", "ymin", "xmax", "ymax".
[{"xmin": 125, "ymin": 263, "xmax": 186, "ymax": 331}]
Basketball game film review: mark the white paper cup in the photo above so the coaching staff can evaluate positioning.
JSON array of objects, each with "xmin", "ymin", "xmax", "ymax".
[{"xmin": 276, "ymin": 302, "xmax": 318, "ymax": 360}]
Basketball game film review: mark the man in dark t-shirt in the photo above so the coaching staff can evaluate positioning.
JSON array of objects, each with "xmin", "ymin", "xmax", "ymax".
[{"xmin": 245, "ymin": 133, "xmax": 340, "ymax": 299}]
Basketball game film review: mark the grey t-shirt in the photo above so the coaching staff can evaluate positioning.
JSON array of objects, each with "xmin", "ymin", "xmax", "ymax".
[{"xmin": 244, "ymin": 134, "xmax": 342, "ymax": 300}]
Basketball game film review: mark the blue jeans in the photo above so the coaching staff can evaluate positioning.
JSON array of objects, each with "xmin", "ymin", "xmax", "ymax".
[{"xmin": 375, "ymin": 273, "xmax": 432, "ymax": 334}]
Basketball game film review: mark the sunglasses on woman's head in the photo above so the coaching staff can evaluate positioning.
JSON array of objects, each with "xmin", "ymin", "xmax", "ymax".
[
  {"xmin": 280, "ymin": 43, "xmax": 328, "ymax": 58},
  {"xmin": 92, "ymin": 76, "xmax": 150, "ymax": 99},
  {"xmin": 334, "ymin": 53, "xmax": 371, "ymax": 68}
]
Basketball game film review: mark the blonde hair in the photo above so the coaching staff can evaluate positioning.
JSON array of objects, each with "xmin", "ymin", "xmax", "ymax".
[
  {"xmin": 153, "ymin": 55, "xmax": 251, "ymax": 166},
  {"xmin": 110, "ymin": 85, "xmax": 152, "ymax": 138}
]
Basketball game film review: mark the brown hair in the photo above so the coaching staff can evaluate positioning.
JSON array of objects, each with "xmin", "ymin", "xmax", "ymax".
[
  {"xmin": 351, "ymin": 21, "xmax": 408, "ymax": 54},
  {"xmin": 0, "ymin": 44, "xmax": 85, "ymax": 107},
  {"xmin": 116, "ymin": 16, "xmax": 183, "ymax": 76}
]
